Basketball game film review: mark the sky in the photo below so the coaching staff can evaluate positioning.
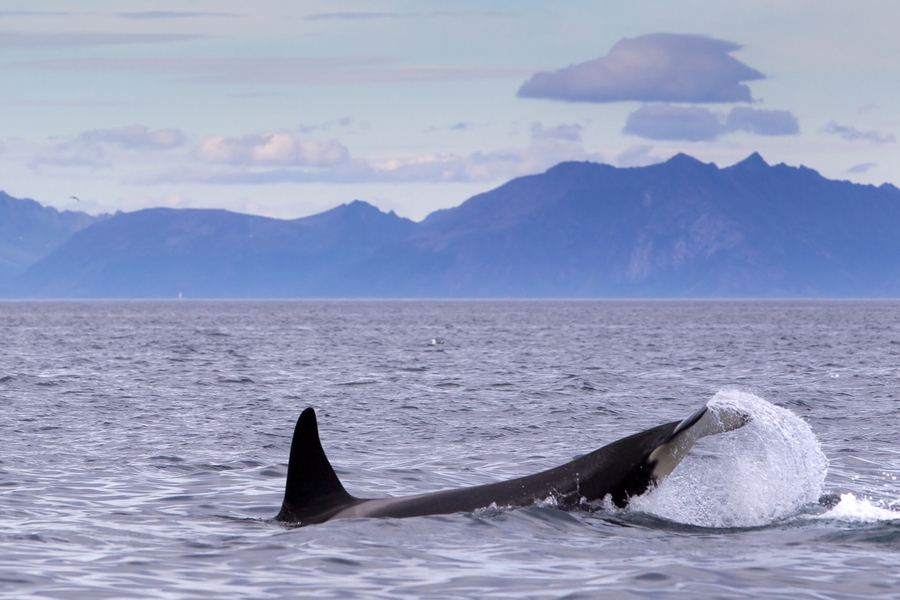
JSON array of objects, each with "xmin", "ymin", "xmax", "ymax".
[{"xmin": 1, "ymin": 1, "xmax": 898, "ymax": 221}]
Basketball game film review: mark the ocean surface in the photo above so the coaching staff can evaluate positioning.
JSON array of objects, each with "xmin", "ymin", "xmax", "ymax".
[{"xmin": 1, "ymin": 300, "xmax": 898, "ymax": 599}]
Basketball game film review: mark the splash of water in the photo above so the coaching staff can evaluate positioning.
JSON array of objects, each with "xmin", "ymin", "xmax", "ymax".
[
  {"xmin": 817, "ymin": 493, "xmax": 900, "ymax": 523},
  {"xmin": 630, "ymin": 390, "xmax": 828, "ymax": 528}
]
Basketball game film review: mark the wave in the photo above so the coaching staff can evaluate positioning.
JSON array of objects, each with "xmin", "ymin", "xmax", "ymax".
[{"xmin": 816, "ymin": 493, "xmax": 900, "ymax": 523}]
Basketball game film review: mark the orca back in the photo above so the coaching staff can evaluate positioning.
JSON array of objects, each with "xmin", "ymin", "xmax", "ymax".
[{"xmin": 274, "ymin": 403, "xmax": 748, "ymax": 524}]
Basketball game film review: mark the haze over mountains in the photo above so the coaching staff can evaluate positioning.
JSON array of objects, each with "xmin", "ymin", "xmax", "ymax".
[{"xmin": 3, "ymin": 153, "xmax": 899, "ymax": 298}]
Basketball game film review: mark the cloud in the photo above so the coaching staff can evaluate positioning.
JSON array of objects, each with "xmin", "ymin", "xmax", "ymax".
[
  {"xmin": 20, "ymin": 124, "xmax": 603, "ymax": 188},
  {"xmin": 79, "ymin": 125, "xmax": 186, "ymax": 149},
  {"xmin": 21, "ymin": 125, "xmax": 186, "ymax": 170},
  {"xmin": 724, "ymin": 107, "xmax": 799, "ymax": 136},
  {"xmin": 517, "ymin": 33, "xmax": 764, "ymax": 104},
  {"xmin": 424, "ymin": 122, "xmax": 475, "ymax": 133},
  {"xmin": 302, "ymin": 11, "xmax": 511, "ymax": 21},
  {"xmin": 305, "ymin": 12, "xmax": 407, "ymax": 21},
  {"xmin": 616, "ymin": 145, "xmax": 662, "ymax": 168},
  {"xmin": 20, "ymin": 56, "xmax": 530, "ymax": 85},
  {"xmin": 154, "ymin": 139, "xmax": 605, "ymax": 185},
  {"xmin": 197, "ymin": 133, "xmax": 349, "ymax": 166},
  {"xmin": 118, "ymin": 11, "xmax": 239, "ymax": 19},
  {"xmin": 530, "ymin": 122, "xmax": 583, "ymax": 142},
  {"xmin": 29, "ymin": 143, "xmax": 110, "ymax": 170},
  {"xmin": 847, "ymin": 162, "xmax": 877, "ymax": 173},
  {"xmin": 624, "ymin": 104, "xmax": 723, "ymax": 141},
  {"xmin": 822, "ymin": 122, "xmax": 895, "ymax": 144},
  {"xmin": 298, "ymin": 117, "xmax": 354, "ymax": 134},
  {"xmin": 624, "ymin": 104, "xmax": 799, "ymax": 141},
  {"xmin": 0, "ymin": 32, "xmax": 199, "ymax": 46}
]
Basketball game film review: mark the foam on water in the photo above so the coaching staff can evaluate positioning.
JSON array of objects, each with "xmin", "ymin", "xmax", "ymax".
[
  {"xmin": 630, "ymin": 389, "xmax": 829, "ymax": 528},
  {"xmin": 816, "ymin": 493, "xmax": 900, "ymax": 523}
]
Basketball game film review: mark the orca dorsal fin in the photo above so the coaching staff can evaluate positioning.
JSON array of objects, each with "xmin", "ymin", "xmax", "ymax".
[{"xmin": 275, "ymin": 407, "xmax": 357, "ymax": 524}]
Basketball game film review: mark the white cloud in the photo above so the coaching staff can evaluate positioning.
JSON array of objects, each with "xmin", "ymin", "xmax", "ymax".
[
  {"xmin": 847, "ymin": 162, "xmax": 877, "ymax": 173},
  {"xmin": 155, "ymin": 139, "xmax": 605, "ymax": 185},
  {"xmin": 196, "ymin": 132, "xmax": 349, "ymax": 166},
  {"xmin": 518, "ymin": 33, "xmax": 764, "ymax": 104},
  {"xmin": 363, "ymin": 139, "xmax": 603, "ymax": 183},
  {"xmin": 822, "ymin": 122, "xmax": 895, "ymax": 144}
]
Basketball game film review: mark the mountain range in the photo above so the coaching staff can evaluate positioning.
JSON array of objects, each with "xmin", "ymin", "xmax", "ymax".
[
  {"xmin": 3, "ymin": 153, "xmax": 899, "ymax": 298},
  {"xmin": 0, "ymin": 191, "xmax": 107, "ymax": 286}
]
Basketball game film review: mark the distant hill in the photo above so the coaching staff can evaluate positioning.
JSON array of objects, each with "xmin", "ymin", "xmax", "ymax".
[
  {"xmin": 13, "ymin": 200, "xmax": 418, "ymax": 298},
  {"xmin": 7, "ymin": 153, "xmax": 900, "ymax": 298},
  {"xmin": 337, "ymin": 153, "xmax": 900, "ymax": 297},
  {"xmin": 0, "ymin": 191, "xmax": 107, "ymax": 290}
]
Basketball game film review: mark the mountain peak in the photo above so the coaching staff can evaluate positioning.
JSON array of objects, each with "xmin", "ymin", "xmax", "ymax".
[
  {"xmin": 660, "ymin": 153, "xmax": 721, "ymax": 174},
  {"xmin": 346, "ymin": 199, "xmax": 376, "ymax": 211},
  {"xmin": 665, "ymin": 153, "xmax": 706, "ymax": 167},
  {"xmin": 732, "ymin": 152, "xmax": 769, "ymax": 169},
  {"xmin": 328, "ymin": 199, "xmax": 379, "ymax": 216},
  {"xmin": 297, "ymin": 199, "xmax": 393, "ymax": 224}
]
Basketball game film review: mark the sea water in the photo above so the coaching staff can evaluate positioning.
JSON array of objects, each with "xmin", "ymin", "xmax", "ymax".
[{"xmin": 0, "ymin": 300, "xmax": 898, "ymax": 599}]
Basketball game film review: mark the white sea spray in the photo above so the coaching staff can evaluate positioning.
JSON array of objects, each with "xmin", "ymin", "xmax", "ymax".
[{"xmin": 630, "ymin": 389, "xmax": 828, "ymax": 528}]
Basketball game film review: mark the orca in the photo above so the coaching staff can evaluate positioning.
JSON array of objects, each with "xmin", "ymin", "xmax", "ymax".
[{"xmin": 275, "ymin": 404, "xmax": 748, "ymax": 526}]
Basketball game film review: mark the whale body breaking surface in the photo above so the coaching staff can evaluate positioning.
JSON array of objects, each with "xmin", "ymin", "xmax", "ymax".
[{"xmin": 275, "ymin": 403, "xmax": 749, "ymax": 526}]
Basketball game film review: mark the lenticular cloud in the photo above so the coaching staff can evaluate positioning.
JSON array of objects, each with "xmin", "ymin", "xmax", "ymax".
[{"xmin": 517, "ymin": 33, "xmax": 764, "ymax": 104}]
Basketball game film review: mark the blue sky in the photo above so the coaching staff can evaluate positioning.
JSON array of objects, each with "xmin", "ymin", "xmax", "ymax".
[{"xmin": 1, "ymin": 1, "xmax": 898, "ymax": 220}]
